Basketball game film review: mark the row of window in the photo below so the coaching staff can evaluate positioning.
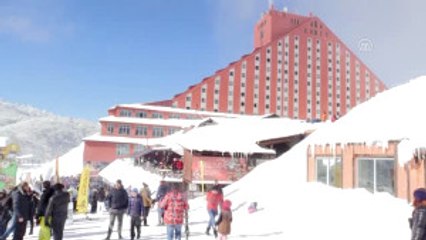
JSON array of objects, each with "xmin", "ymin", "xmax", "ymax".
[
  {"xmin": 316, "ymin": 157, "xmax": 394, "ymax": 195},
  {"xmin": 179, "ymin": 34, "xmax": 378, "ymax": 118},
  {"xmin": 116, "ymin": 143, "xmax": 147, "ymax": 157},
  {"xmin": 107, "ymin": 124, "xmax": 179, "ymax": 137},
  {"xmin": 118, "ymin": 109, "xmax": 198, "ymax": 120}
]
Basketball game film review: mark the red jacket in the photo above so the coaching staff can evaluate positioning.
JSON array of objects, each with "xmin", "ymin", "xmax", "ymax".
[
  {"xmin": 206, "ymin": 190, "xmax": 223, "ymax": 211},
  {"xmin": 160, "ymin": 191, "xmax": 188, "ymax": 225}
]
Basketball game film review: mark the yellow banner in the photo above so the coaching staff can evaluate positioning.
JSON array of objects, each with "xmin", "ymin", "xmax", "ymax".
[{"xmin": 76, "ymin": 166, "xmax": 90, "ymax": 214}]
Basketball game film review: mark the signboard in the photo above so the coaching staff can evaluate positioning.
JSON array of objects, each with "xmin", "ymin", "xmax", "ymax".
[
  {"xmin": 190, "ymin": 155, "xmax": 249, "ymax": 182},
  {"xmin": 0, "ymin": 160, "xmax": 17, "ymax": 190}
]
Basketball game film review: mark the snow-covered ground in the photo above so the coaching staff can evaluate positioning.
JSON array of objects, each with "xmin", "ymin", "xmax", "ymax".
[{"xmin": 19, "ymin": 76, "xmax": 426, "ymax": 239}]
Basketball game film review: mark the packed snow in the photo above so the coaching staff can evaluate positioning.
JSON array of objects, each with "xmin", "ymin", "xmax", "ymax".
[{"xmin": 17, "ymin": 76, "xmax": 426, "ymax": 239}]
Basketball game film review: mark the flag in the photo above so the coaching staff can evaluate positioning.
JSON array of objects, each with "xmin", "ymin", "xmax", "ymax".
[{"xmin": 76, "ymin": 165, "xmax": 90, "ymax": 214}]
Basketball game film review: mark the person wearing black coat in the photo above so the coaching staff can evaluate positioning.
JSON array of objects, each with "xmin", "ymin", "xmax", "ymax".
[
  {"xmin": 104, "ymin": 179, "xmax": 129, "ymax": 240},
  {"xmin": 12, "ymin": 182, "xmax": 32, "ymax": 240},
  {"xmin": 45, "ymin": 183, "xmax": 70, "ymax": 240},
  {"xmin": 36, "ymin": 181, "xmax": 54, "ymax": 222},
  {"xmin": 0, "ymin": 190, "xmax": 12, "ymax": 236}
]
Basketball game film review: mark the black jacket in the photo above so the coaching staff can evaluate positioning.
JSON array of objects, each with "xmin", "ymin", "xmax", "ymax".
[
  {"xmin": 12, "ymin": 187, "xmax": 32, "ymax": 221},
  {"xmin": 412, "ymin": 206, "xmax": 426, "ymax": 240},
  {"xmin": 45, "ymin": 190, "xmax": 70, "ymax": 221},
  {"xmin": 36, "ymin": 187, "xmax": 54, "ymax": 218},
  {"xmin": 106, "ymin": 187, "xmax": 128, "ymax": 211}
]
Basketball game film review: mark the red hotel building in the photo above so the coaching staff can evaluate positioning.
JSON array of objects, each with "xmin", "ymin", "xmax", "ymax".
[
  {"xmin": 171, "ymin": 7, "xmax": 386, "ymax": 120},
  {"xmin": 83, "ymin": 6, "xmax": 386, "ymax": 167}
]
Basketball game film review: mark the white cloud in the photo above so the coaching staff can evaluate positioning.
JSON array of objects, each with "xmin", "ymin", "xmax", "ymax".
[{"xmin": 0, "ymin": 15, "xmax": 51, "ymax": 42}]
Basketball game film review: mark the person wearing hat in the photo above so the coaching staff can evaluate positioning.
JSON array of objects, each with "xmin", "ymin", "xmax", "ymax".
[
  {"xmin": 104, "ymin": 179, "xmax": 128, "ymax": 240},
  {"xmin": 127, "ymin": 188, "xmax": 144, "ymax": 240},
  {"xmin": 36, "ymin": 180, "xmax": 55, "ymax": 240},
  {"xmin": 160, "ymin": 183, "xmax": 188, "ymax": 240},
  {"xmin": 411, "ymin": 188, "xmax": 426, "ymax": 240},
  {"xmin": 140, "ymin": 182, "xmax": 152, "ymax": 226},
  {"xmin": 216, "ymin": 199, "xmax": 232, "ymax": 240}
]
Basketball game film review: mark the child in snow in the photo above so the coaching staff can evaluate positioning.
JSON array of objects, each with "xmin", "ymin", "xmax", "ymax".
[
  {"xmin": 215, "ymin": 199, "xmax": 232, "ymax": 240},
  {"xmin": 411, "ymin": 188, "xmax": 426, "ymax": 240},
  {"xmin": 128, "ymin": 188, "xmax": 144, "ymax": 240}
]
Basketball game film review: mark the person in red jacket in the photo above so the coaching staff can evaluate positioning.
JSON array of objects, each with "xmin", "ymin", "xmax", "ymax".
[
  {"xmin": 160, "ymin": 183, "xmax": 188, "ymax": 240},
  {"xmin": 205, "ymin": 186, "xmax": 223, "ymax": 237}
]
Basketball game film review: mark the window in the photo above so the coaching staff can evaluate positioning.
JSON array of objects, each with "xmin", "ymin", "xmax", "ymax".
[
  {"xmin": 136, "ymin": 111, "xmax": 147, "ymax": 118},
  {"xmin": 152, "ymin": 113, "xmax": 163, "ymax": 119},
  {"xmin": 357, "ymin": 157, "xmax": 395, "ymax": 195},
  {"xmin": 135, "ymin": 126, "xmax": 147, "ymax": 136},
  {"xmin": 119, "ymin": 109, "xmax": 132, "ymax": 117},
  {"xmin": 316, "ymin": 157, "xmax": 342, "ymax": 187},
  {"xmin": 107, "ymin": 124, "xmax": 114, "ymax": 134},
  {"xmin": 153, "ymin": 127, "xmax": 164, "ymax": 137},
  {"xmin": 134, "ymin": 144, "xmax": 145, "ymax": 153},
  {"xmin": 168, "ymin": 128, "xmax": 178, "ymax": 135},
  {"xmin": 118, "ymin": 125, "xmax": 130, "ymax": 135},
  {"xmin": 116, "ymin": 144, "xmax": 130, "ymax": 156},
  {"xmin": 169, "ymin": 114, "xmax": 180, "ymax": 119}
]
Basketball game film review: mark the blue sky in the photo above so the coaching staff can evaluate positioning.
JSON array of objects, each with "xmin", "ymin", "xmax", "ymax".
[{"xmin": 1, "ymin": 0, "xmax": 425, "ymax": 120}]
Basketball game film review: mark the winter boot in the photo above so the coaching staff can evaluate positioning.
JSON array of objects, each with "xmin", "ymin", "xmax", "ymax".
[
  {"xmin": 213, "ymin": 228, "xmax": 218, "ymax": 238},
  {"xmin": 205, "ymin": 226, "xmax": 211, "ymax": 235},
  {"xmin": 104, "ymin": 229, "xmax": 112, "ymax": 240}
]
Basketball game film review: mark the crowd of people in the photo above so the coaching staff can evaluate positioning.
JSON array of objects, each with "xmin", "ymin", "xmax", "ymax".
[
  {"xmin": 0, "ymin": 181, "xmax": 70, "ymax": 240},
  {"xmin": 0, "ymin": 178, "xmax": 234, "ymax": 240}
]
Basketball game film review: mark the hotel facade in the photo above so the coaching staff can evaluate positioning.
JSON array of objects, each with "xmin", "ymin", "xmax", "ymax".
[{"xmin": 83, "ymin": 6, "xmax": 386, "ymax": 167}]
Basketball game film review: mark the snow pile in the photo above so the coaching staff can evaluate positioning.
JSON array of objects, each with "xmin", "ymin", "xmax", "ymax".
[
  {"xmin": 98, "ymin": 158, "xmax": 180, "ymax": 191},
  {"xmin": 16, "ymin": 143, "xmax": 85, "ymax": 183},
  {"xmin": 306, "ymin": 76, "xmax": 426, "ymax": 165},
  {"xmin": 184, "ymin": 148, "xmax": 412, "ymax": 239}
]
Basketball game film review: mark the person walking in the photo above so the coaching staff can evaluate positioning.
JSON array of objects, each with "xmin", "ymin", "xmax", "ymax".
[
  {"xmin": 45, "ymin": 183, "xmax": 70, "ymax": 240},
  {"xmin": 160, "ymin": 183, "xmax": 188, "ymax": 240},
  {"xmin": 36, "ymin": 180, "xmax": 55, "ymax": 240},
  {"xmin": 104, "ymin": 180, "xmax": 129, "ymax": 240},
  {"xmin": 0, "ymin": 190, "xmax": 12, "ymax": 237},
  {"xmin": 90, "ymin": 188, "xmax": 98, "ymax": 214},
  {"xmin": 155, "ymin": 180, "xmax": 169, "ymax": 226},
  {"xmin": 127, "ymin": 188, "xmax": 144, "ymax": 240},
  {"xmin": 205, "ymin": 186, "xmax": 223, "ymax": 237},
  {"xmin": 11, "ymin": 182, "xmax": 32, "ymax": 240},
  {"xmin": 140, "ymin": 183, "xmax": 152, "ymax": 226},
  {"xmin": 215, "ymin": 200, "xmax": 232, "ymax": 240},
  {"xmin": 0, "ymin": 187, "xmax": 17, "ymax": 240},
  {"xmin": 97, "ymin": 187, "xmax": 106, "ymax": 213},
  {"xmin": 26, "ymin": 188, "xmax": 39, "ymax": 235}
]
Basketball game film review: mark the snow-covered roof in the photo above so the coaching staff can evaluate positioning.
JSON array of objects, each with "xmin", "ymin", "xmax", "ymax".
[
  {"xmin": 110, "ymin": 104, "xmax": 243, "ymax": 118},
  {"xmin": 0, "ymin": 137, "xmax": 8, "ymax": 148},
  {"xmin": 99, "ymin": 116, "xmax": 203, "ymax": 128},
  {"xmin": 177, "ymin": 117, "xmax": 319, "ymax": 155},
  {"xmin": 306, "ymin": 75, "xmax": 426, "ymax": 165}
]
